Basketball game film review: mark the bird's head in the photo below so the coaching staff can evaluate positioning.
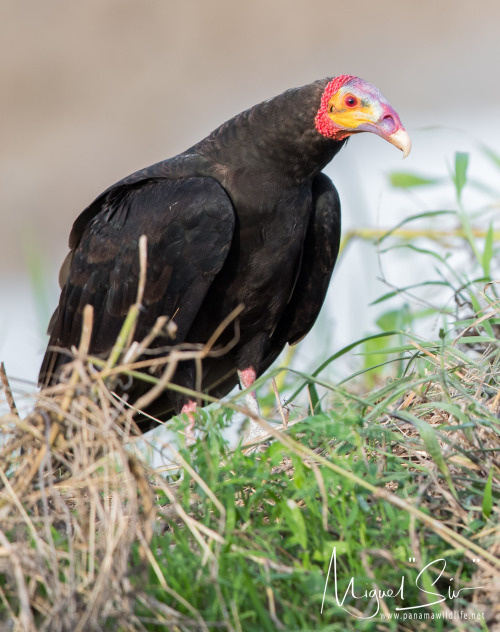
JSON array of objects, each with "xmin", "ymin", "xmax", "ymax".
[{"xmin": 315, "ymin": 75, "xmax": 411, "ymax": 158}]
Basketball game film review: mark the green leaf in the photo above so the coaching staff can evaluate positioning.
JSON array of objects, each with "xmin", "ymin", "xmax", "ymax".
[
  {"xmin": 290, "ymin": 454, "xmax": 306, "ymax": 489},
  {"xmin": 482, "ymin": 469, "xmax": 493, "ymax": 518},
  {"xmin": 379, "ymin": 243, "xmax": 451, "ymax": 262},
  {"xmin": 284, "ymin": 499, "xmax": 308, "ymax": 549},
  {"xmin": 377, "ymin": 209, "xmax": 456, "ymax": 245},
  {"xmin": 313, "ymin": 540, "xmax": 349, "ymax": 563},
  {"xmin": 454, "ymin": 335, "xmax": 498, "ymax": 345},
  {"xmin": 360, "ymin": 343, "xmax": 437, "ymax": 356},
  {"xmin": 454, "ymin": 152, "xmax": 469, "ymax": 203},
  {"xmin": 371, "ymin": 281, "xmax": 450, "ymax": 306},
  {"xmin": 307, "ymin": 382, "xmax": 321, "ymax": 414},
  {"xmin": 356, "ymin": 493, "xmax": 371, "ymax": 513},
  {"xmin": 287, "ymin": 331, "xmax": 401, "ymax": 404},
  {"xmin": 389, "ymin": 171, "xmax": 441, "ymax": 189},
  {"xmin": 482, "ymin": 221, "xmax": 494, "ymax": 278},
  {"xmin": 468, "ymin": 290, "xmax": 495, "ymax": 338}
]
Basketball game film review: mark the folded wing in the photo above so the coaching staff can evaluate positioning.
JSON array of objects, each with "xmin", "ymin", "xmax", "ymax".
[{"xmin": 39, "ymin": 176, "xmax": 235, "ymax": 385}]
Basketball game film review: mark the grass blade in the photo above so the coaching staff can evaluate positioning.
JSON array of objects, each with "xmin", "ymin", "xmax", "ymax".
[
  {"xmin": 453, "ymin": 151, "xmax": 469, "ymax": 203},
  {"xmin": 482, "ymin": 221, "xmax": 494, "ymax": 278},
  {"xmin": 389, "ymin": 171, "xmax": 442, "ymax": 188},
  {"xmin": 482, "ymin": 469, "xmax": 493, "ymax": 519}
]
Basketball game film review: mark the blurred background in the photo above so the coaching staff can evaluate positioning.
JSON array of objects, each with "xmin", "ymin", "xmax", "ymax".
[{"xmin": 1, "ymin": 0, "xmax": 499, "ymax": 409}]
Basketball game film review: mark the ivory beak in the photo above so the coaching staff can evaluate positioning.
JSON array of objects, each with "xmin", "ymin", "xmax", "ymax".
[{"xmin": 388, "ymin": 129, "xmax": 412, "ymax": 159}]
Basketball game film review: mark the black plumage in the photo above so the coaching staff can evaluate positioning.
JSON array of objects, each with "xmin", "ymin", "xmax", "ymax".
[{"xmin": 40, "ymin": 76, "xmax": 409, "ymax": 430}]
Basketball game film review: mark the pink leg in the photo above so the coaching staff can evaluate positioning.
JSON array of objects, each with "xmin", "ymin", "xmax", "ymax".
[
  {"xmin": 239, "ymin": 367, "xmax": 257, "ymax": 390},
  {"xmin": 181, "ymin": 400, "xmax": 197, "ymax": 446},
  {"xmin": 238, "ymin": 367, "xmax": 265, "ymax": 444},
  {"xmin": 238, "ymin": 367, "xmax": 260, "ymax": 417}
]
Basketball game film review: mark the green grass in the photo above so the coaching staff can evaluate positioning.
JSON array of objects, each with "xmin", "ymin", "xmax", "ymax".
[{"xmin": 0, "ymin": 146, "xmax": 499, "ymax": 631}]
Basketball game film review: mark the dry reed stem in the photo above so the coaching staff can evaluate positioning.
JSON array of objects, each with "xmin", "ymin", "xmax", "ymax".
[{"xmin": 0, "ymin": 362, "xmax": 18, "ymax": 416}]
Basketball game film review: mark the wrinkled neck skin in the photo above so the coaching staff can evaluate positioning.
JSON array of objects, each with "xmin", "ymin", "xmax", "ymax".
[{"xmin": 191, "ymin": 79, "xmax": 347, "ymax": 184}]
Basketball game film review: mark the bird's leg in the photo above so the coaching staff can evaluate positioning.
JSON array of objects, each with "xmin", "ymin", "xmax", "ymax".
[
  {"xmin": 180, "ymin": 400, "xmax": 197, "ymax": 446},
  {"xmin": 238, "ymin": 367, "xmax": 260, "ymax": 415},
  {"xmin": 238, "ymin": 367, "xmax": 265, "ymax": 444},
  {"xmin": 173, "ymin": 361, "xmax": 199, "ymax": 446}
]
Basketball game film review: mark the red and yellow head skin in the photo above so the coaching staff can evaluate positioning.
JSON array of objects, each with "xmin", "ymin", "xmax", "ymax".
[{"xmin": 315, "ymin": 75, "xmax": 411, "ymax": 158}]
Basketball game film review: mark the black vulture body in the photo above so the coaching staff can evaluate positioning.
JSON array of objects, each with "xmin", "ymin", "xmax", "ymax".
[{"xmin": 40, "ymin": 77, "xmax": 407, "ymax": 431}]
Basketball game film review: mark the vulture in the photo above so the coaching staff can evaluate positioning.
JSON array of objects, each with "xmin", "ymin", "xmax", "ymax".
[{"xmin": 40, "ymin": 75, "xmax": 410, "ymax": 438}]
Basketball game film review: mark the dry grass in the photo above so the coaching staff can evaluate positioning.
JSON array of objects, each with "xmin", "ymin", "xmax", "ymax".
[
  {"xmin": 0, "ymin": 324, "xmax": 498, "ymax": 630},
  {"xmin": 0, "ymin": 294, "xmax": 246, "ymax": 631},
  {"xmin": 0, "ymin": 364, "xmax": 155, "ymax": 631}
]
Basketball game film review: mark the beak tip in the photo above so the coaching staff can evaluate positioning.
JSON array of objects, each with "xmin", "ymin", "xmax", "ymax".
[{"xmin": 389, "ymin": 129, "xmax": 412, "ymax": 159}]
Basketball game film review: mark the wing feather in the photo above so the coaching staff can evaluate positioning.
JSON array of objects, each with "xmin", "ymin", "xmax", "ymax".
[{"xmin": 40, "ymin": 176, "xmax": 235, "ymax": 384}]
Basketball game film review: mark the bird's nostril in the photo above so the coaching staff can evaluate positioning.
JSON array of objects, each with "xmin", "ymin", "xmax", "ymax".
[{"xmin": 380, "ymin": 114, "xmax": 397, "ymax": 134}]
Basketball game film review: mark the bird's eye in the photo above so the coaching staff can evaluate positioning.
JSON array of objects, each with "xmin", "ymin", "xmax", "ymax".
[{"xmin": 344, "ymin": 94, "xmax": 358, "ymax": 108}]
